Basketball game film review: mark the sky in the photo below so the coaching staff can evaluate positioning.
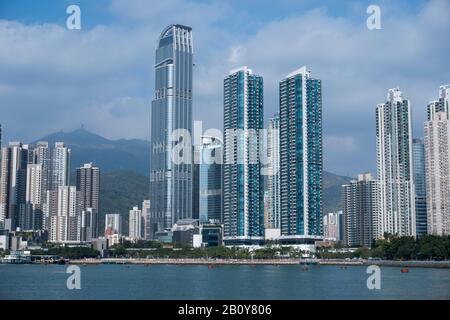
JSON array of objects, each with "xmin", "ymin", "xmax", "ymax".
[{"xmin": 0, "ymin": 0, "xmax": 449, "ymax": 176}]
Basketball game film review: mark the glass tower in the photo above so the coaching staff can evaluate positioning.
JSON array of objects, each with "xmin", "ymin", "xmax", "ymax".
[
  {"xmin": 223, "ymin": 66, "xmax": 264, "ymax": 245},
  {"xmin": 412, "ymin": 138, "xmax": 427, "ymax": 236},
  {"xmin": 279, "ymin": 67, "xmax": 323, "ymax": 243},
  {"xmin": 149, "ymin": 25, "xmax": 193, "ymax": 238},
  {"xmin": 194, "ymin": 136, "xmax": 222, "ymax": 224}
]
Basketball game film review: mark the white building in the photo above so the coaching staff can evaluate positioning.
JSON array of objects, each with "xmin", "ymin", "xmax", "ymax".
[
  {"xmin": 142, "ymin": 200, "xmax": 150, "ymax": 240},
  {"xmin": 129, "ymin": 206, "xmax": 143, "ymax": 240},
  {"xmin": 323, "ymin": 211, "xmax": 343, "ymax": 242},
  {"xmin": 424, "ymin": 85, "xmax": 450, "ymax": 236},
  {"xmin": 51, "ymin": 142, "xmax": 71, "ymax": 190},
  {"xmin": 105, "ymin": 213, "xmax": 122, "ymax": 236},
  {"xmin": 49, "ymin": 186, "xmax": 79, "ymax": 242},
  {"xmin": 376, "ymin": 88, "xmax": 415, "ymax": 237}
]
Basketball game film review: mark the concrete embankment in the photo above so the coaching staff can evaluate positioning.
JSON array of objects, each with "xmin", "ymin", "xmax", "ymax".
[{"xmin": 66, "ymin": 258, "xmax": 450, "ymax": 268}]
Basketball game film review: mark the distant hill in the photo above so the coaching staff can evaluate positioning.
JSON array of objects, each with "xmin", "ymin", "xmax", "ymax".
[
  {"xmin": 35, "ymin": 127, "xmax": 150, "ymax": 175},
  {"xmin": 35, "ymin": 128, "xmax": 352, "ymax": 234},
  {"xmin": 323, "ymin": 171, "xmax": 352, "ymax": 214}
]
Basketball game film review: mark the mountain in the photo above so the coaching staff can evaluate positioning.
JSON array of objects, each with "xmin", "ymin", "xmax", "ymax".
[
  {"xmin": 35, "ymin": 127, "xmax": 150, "ymax": 175},
  {"xmin": 35, "ymin": 128, "xmax": 352, "ymax": 234},
  {"xmin": 323, "ymin": 171, "xmax": 352, "ymax": 214}
]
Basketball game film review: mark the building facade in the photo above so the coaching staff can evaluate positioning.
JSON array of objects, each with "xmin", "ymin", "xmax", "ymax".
[
  {"xmin": 323, "ymin": 211, "xmax": 343, "ymax": 242},
  {"xmin": 412, "ymin": 138, "xmax": 427, "ymax": 236},
  {"xmin": 129, "ymin": 206, "xmax": 143, "ymax": 240},
  {"xmin": 376, "ymin": 88, "xmax": 415, "ymax": 237},
  {"xmin": 149, "ymin": 24, "xmax": 194, "ymax": 238},
  {"xmin": 342, "ymin": 173, "xmax": 379, "ymax": 247},
  {"xmin": 223, "ymin": 66, "xmax": 264, "ymax": 245},
  {"xmin": 424, "ymin": 85, "xmax": 450, "ymax": 236},
  {"xmin": 267, "ymin": 113, "xmax": 280, "ymax": 229},
  {"xmin": 105, "ymin": 213, "xmax": 122, "ymax": 236},
  {"xmin": 0, "ymin": 142, "xmax": 30, "ymax": 231},
  {"xmin": 279, "ymin": 67, "xmax": 323, "ymax": 243},
  {"xmin": 194, "ymin": 136, "xmax": 222, "ymax": 224}
]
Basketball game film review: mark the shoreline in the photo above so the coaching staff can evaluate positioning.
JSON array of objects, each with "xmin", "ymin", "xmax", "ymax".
[{"xmin": 58, "ymin": 258, "xmax": 450, "ymax": 269}]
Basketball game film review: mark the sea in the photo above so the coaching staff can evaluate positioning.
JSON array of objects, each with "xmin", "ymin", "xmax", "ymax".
[{"xmin": 0, "ymin": 264, "xmax": 449, "ymax": 300}]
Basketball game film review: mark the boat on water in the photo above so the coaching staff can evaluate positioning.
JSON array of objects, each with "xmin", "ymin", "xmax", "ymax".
[
  {"xmin": 400, "ymin": 267, "xmax": 409, "ymax": 273},
  {"xmin": 1, "ymin": 251, "xmax": 32, "ymax": 264}
]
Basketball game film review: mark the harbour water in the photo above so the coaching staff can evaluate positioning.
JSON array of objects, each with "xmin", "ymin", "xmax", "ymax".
[{"xmin": 0, "ymin": 264, "xmax": 449, "ymax": 300}]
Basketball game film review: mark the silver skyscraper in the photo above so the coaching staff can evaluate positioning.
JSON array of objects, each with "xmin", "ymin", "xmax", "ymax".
[{"xmin": 149, "ymin": 25, "xmax": 193, "ymax": 238}]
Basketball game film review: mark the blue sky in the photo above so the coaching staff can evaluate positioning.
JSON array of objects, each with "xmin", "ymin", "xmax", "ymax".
[{"xmin": 0, "ymin": 0, "xmax": 449, "ymax": 176}]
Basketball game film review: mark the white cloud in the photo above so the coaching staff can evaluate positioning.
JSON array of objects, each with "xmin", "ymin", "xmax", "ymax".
[{"xmin": 0, "ymin": 0, "xmax": 448, "ymax": 176}]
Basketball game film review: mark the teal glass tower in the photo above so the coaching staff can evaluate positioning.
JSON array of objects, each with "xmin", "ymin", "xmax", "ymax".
[
  {"xmin": 279, "ymin": 67, "xmax": 323, "ymax": 243},
  {"xmin": 149, "ymin": 25, "xmax": 193, "ymax": 238},
  {"xmin": 223, "ymin": 67, "xmax": 264, "ymax": 245}
]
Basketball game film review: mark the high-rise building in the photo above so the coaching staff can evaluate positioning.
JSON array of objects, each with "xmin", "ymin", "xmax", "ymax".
[
  {"xmin": 267, "ymin": 113, "xmax": 280, "ymax": 229},
  {"xmin": 424, "ymin": 85, "xmax": 450, "ymax": 236},
  {"xmin": 323, "ymin": 211, "xmax": 343, "ymax": 242},
  {"xmin": 105, "ymin": 213, "xmax": 122, "ymax": 236},
  {"xmin": 149, "ymin": 24, "xmax": 194, "ymax": 238},
  {"xmin": 129, "ymin": 206, "xmax": 143, "ymax": 240},
  {"xmin": 51, "ymin": 142, "xmax": 71, "ymax": 190},
  {"xmin": 49, "ymin": 186, "xmax": 78, "ymax": 242},
  {"xmin": 76, "ymin": 163, "xmax": 99, "ymax": 213},
  {"xmin": 32, "ymin": 141, "xmax": 51, "ymax": 191},
  {"xmin": 76, "ymin": 163, "xmax": 99, "ymax": 240},
  {"xmin": 376, "ymin": 88, "xmax": 415, "ymax": 237},
  {"xmin": 0, "ymin": 142, "xmax": 30, "ymax": 231},
  {"xmin": 80, "ymin": 207, "xmax": 97, "ymax": 241},
  {"xmin": 24, "ymin": 164, "xmax": 45, "ymax": 230},
  {"xmin": 194, "ymin": 136, "xmax": 222, "ymax": 224},
  {"xmin": 279, "ymin": 67, "xmax": 323, "ymax": 243},
  {"xmin": 142, "ymin": 200, "xmax": 150, "ymax": 240},
  {"xmin": 412, "ymin": 138, "xmax": 427, "ymax": 236},
  {"xmin": 223, "ymin": 66, "xmax": 264, "ymax": 245},
  {"xmin": 342, "ymin": 173, "xmax": 379, "ymax": 247}
]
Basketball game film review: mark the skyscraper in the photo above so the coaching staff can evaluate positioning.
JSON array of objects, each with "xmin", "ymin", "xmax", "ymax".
[
  {"xmin": 76, "ymin": 163, "xmax": 100, "ymax": 213},
  {"xmin": 194, "ymin": 136, "xmax": 222, "ymax": 224},
  {"xmin": 76, "ymin": 163, "xmax": 99, "ymax": 240},
  {"xmin": 25, "ymin": 164, "xmax": 45, "ymax": 230},
  {"xmin": 150, "ymin": 24, "xmax": 193, "ymax": 238},
  {"xmin": 51, "ymin": 142, "xmax": 71, "ymax": 190},
  {"xmin": 376, "ymin": 88, "xmax": 415, "ymax": 237},
  {"xmin": 223, "ymin": 66, "xmax": 264, "ymax": 245},
  {"xmin": 267, "ymin": 113, "xmax": 280, "ymax": 229},
  {"xmin": 49, "ymin": 186, "xmax": 78, "ymax": 242},
  {"xmin": 129, "ymin": 206, "xmax": 143, "ymax": 240},
  {"xmin": 279, "ymin": 67, "xmax": 323, "ymax": 243},
  {"xmin": 142, "ymin": 200, "xmax": 150, "ymax": 240},
  {"xmin": 412, "ymin": 138, "xmax": 427, "ymax": 236},
  {"xmin": 342, "ymin": 173, "xmax": 379, "ymax": 247},
  {"xmin": 0, "ymin": 142, "xmax": 30, "ymax": 231},
  {"xmin": 424, "ymin": 85, "xmax": 450, "ymax": 236}
]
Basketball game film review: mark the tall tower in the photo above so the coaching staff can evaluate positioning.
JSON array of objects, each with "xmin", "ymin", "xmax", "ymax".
[
  {"xmin": 424, "ymin": 85, "xmax": 450, "ymax": 236},
  {"xmin": 0, "ymin": 142, "xmax": 30, "ymax": 230},
  {"xmin": 51, "ymin": 142, "xmax": 71, "ymax": 190},
  {"xmin": 223, "ymin": 66, "xmax": 264, "ymax": 245},
  {"xmin": 342, "ymin": 173, "xmax": 379, "ymax": 247},
  {"xmin": 194, "ymin": 136, "xmax": 223, "ymax": 224},
  {"xmin": 412, "ymin": 138, "xmax": 427, "ymax": 236},
  {"xmin": 279, "ymin": 67, "xmax": 323, "ymax": 243},
  {"xmin": 149, "ymin": 24, "xmax": 193, "ymax": 238},
  {"xmin": 76, "ymin": 163, "xmax": 100, "ymax": 213},
  {"xmin": 267, "ymin": 113, "xmax": 280, "ymax": 229},
  {"xmin": 376, "ymin": 88, "xmax": 415, "ymax": 237}
]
